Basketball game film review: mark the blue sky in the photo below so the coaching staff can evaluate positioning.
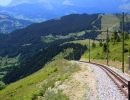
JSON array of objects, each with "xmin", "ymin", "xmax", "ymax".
[{"xmin": 0, "ymin": 0, "xmax": 130, "ymax": 12}]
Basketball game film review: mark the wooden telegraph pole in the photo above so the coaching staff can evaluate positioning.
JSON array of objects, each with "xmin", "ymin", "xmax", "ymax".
[
  {"xmin": 129, "ymin": 48, "xmax": 130, "ymax": 71},
  {"xmin": 106, "ymin": 28, "xmax": 109, "ymax": 65},
  {"xmin": 89, "ymin": 38, "xmax": 90, "ymax": 62},
  {"xmin": 122, "ymin": 12, "xmax": 125, "ymax": 73}
]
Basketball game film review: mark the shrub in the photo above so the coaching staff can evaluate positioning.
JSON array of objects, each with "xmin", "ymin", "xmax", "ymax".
[
  {"xmin": 0, "ymin": 81, "xmax": 6, "ymax": 90},
  {"xmin": 44, "ymin": 90, "xmax": 69, "ymax": 100},
  {"xmin": 124, "ymin": 48, "xmax": 129, "ymax": 53},
  {"xmin": 116, "ymin": 36, "xmax": 121, "ymax": 42},
  {"xmin": 103, "ymin": 43, "xmax": 107, "ymax": 53},
  {"xmin": 125, "ymin": 32, "xmax": 129, "ymax": 40},
  {"xmin": 32, "ymin": 94, "xmax": 39, "ymax": 100},
  {"xmin": 54, "ymin": 68, "xmax": 58, "ymax": 72},
  {"xmin": 92, "ymin": 42, "xmax": 96, "ymax": 48},
  {"xmin": 99, "ymin": 41, "xmax": 103, "ymax": 47},
  {"xmin": 111, "ymin": 31, "xmax": 121, "ymax": 44}
]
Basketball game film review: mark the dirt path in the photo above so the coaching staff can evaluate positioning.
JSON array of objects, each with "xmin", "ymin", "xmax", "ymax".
[{"xmin": 57, "ymin": 61, "xmax": 98, "ymax": 100}]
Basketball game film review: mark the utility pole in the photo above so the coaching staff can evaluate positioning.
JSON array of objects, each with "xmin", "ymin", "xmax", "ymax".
[
  {"xmin": 89, "ymin": 38, "xmax": 91, "ymax": 62},
  {"xmin": 122, "ymin": 12, "xmax": 125, "ymax": 73},
  {"xmin": 129, "ymin": 48, "xmax": 130, "ymax": 56},
  {"xmin": 80, "ymin": 48, "xmax": 82, "ymax": 58},
  {"xmin": 129, "ymin": 48, "xmax": 130, "ymax": 71},
  {"xmin": 106, "ymin": 28, "xmax": 109, "ymax": 65}
]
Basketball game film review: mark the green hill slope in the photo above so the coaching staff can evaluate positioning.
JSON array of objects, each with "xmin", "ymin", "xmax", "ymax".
[
  {"xmin": 0, "ymin": 59, "xmax": 79, "ymax": 100},
  {"xmin": 81, "ymin": 39, "xmax": 130, "ymax": 73},
  {"xmin": 100, "ymin": 14, "xmax": 120, "ymax": 31},
  {"xmin": 0, "ymin": 45, "xmax": 82, "ymax": 100}
]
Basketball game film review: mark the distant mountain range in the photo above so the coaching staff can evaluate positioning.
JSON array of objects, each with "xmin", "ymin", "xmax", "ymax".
[
  {"xmin": 0, "ymin": 2, "xmax": 122, "ymax": 22},
  {"xmin": 0, "ymin": 13, "xmax": 32, "ymax": 34},
  {"xmin": 0, "ymin": 1, "xmax": 129, "ymax": 22},
  {"xmin": 0, "ymin": 3, "xmax": 70, "ymax": 22}
]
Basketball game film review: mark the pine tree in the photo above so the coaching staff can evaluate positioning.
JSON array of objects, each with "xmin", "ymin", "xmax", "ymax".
[
  {"xmin": 99, "ymin": 41, "xmax": 103, "ymax": 47},
  {"xmin": 92, "ymin": 42, "xmax": 96, "ymax": 48},
  {"xmin": 125, "ymin": 32, "xmax": 129, "ymax": 40},
  {"xmin": 111, "ymin": 31, "xmax": 121, "ymax": 44},
  {"xmin": 103, "ymin": 43, "xmax": 109, "ymax": 53}
]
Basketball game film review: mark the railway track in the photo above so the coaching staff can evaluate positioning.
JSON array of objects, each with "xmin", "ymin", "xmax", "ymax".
[{"xmin": 79, "ymin": 61, "xmax": 130, "ymax": 100}]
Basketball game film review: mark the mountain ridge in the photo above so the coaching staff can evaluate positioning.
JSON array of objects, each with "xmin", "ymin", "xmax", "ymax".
[
  {"xmin": 0, "ymin": 14, "xmax": 100, "ymax": 56},
  {"xmin": 0, "ymin": 13, "xmax": 32, "ymax": 34},
  {"xmin": 1, "ymin": 13, "xmax": 130, "ymax": 57},
  {"xmin": 0, "ymin": 2, "xmax": 126, "ymax": 22}
]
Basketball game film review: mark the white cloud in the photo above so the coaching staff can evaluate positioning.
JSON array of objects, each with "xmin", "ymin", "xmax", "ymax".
[
  {"xmin": 39, "ymin": 0, "xmax": 54, "ymax": 10},
  {"xmin": 63, "ymin": 0, "xmax": 74, "ymax": 6},
  {"xmin": 119, "ymin": 3, "xmax": 130, "ymax": 11},
  {"xmin": 3, "ymin": 0, "xmax": 74, "ymax": 7},
  {"xmin": 119, "ymin": 0, "xmax": 130, "ymax": 11},
  {"xmin": 121, "ymin": 0, "xmax": 128, "ymax": 2},
  {"xmin": 0, "ymin": 0, "xmax": 12, "ymax": 6},
  {"xmin": 8, "ymin": 0, "xmax": 54, "ymax": 9},
  {"xmin": 9, "ymin": 0, "xmax": 34, "ymax": 6}
]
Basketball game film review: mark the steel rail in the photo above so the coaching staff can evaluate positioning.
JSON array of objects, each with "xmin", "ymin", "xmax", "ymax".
[{"xmin": 79, "ymin": 61, "xmax": 130, "ymax": 99}]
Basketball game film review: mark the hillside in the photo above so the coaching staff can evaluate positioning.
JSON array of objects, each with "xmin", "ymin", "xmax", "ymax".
[
  {"xmin": 0, "ymin": 42, "xmax": 83, "ymax": 100},
  {"xmin": 0, "ymin": 13, "xmax": 130, "ymax": 88},
  {"xmin": 1, "ymin": 13, "xmax": 130, "ymax": 57},
  {"xmin": 0, "ymin": 13, "xmax": 130, "ymax": 83},
  {"xmin": 0, "ymin": 59, "xmax": 80, "ymax": 100},
  {"xmin": 0, "ymin": 14, "xmax": 100, "ymax": 57},
  {"xmin": 0, "ymin": 13, "xmax": 32, "ymax": 34},
  {"xmin": 81, "ymin": 37, "xmax": 130, "ymax": 73},
  {"xmin": 0, "ymin": 13, "xmax": 101, "ymax": 85},
  {"xmin": 1, "ymin": 37, "xmax": 130, "ymax": 99},
  {"xmin": 3, "ymin": 43, "xmax": 87, "ymax": 83}
]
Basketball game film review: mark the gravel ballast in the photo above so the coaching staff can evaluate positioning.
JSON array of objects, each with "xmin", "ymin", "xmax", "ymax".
[{"xmin": 86, "ymin": 63, "xmax": 127, "ymax": 100}]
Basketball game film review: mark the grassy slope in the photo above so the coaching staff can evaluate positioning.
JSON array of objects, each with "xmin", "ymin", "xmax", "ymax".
[
  {"xmin": 81, "ymin": 39, "xmax": 130, "ymax": 73},
  {"xmin": 1, "ymin": 37, "xmax": 129, "ymax": 99},
  {"xmin": 101, "ymin": 14, "xmax": 120, "ymax": 31},
  {"xmin": 66, "ymin": 38, "xmax": 130, "ymax": 73},
  {"xmin": 41, "ymin": 31, "xmax": 85, "ymax": 43},
  {"xmin": 0, "ymin": 31, "xmax": 86, "ymax": 100},
  {"xmin": 67, "ymin": 39, "xmax": 96, "ymax": 46},
  {"xmin": 0, "ymin": 53, "xmax": 80, "ymax": 100}
]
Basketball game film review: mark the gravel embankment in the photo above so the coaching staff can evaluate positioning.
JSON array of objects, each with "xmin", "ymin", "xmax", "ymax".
[
  {"xmin": 106, "ymin": 65, "xmax": 130, "ymax": 81},
  {"xmin": 85, "ymin": 63, "xmax": 127, "ymax": 100}
]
